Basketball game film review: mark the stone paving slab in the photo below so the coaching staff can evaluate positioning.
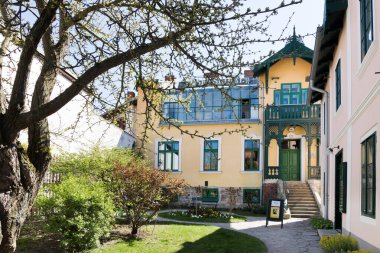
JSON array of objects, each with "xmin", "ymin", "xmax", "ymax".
[{"xmin": 157, "ymin": 211, "xmax": 323, "ymax": 253}]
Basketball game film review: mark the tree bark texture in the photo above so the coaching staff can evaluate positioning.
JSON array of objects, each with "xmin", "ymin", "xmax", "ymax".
[{"xmin": 0, "ymin": 144, "xmax": 47, "ymax": 253}]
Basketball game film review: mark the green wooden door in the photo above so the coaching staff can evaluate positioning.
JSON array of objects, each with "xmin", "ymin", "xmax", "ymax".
[{"xmin": 280, "ymin": 149, "xmax": 300, "ymax": 181}]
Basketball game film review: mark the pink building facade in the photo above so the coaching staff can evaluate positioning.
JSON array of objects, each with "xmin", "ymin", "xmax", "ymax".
[{"xmin": 310, "ymin": 0, "xmax": 380, "ymax": 251}]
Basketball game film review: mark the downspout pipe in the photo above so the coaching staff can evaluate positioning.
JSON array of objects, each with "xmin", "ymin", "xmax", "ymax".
[
  {"xmin": 309, "ymin": 26, "xmax": 330, "ymax": 220},
  {"xmin": 310, "ymin": 80, "xmax": 329, "ymax": 220},
  {"xmin": 260, "ymin": 78, "xmax": 265, "ymax": 206}
]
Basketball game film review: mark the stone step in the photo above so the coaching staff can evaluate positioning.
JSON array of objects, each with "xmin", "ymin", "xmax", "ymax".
[
  {"xmin": 288, "ymin": 198, "xmax": 316, "ymax": 201},
  {"xmin": 291, "ymin": 210, "xmax": 320, "ymax": 215},
  {"xmin": 287, "ymin": 183, "xmax": 320, "ymax": 217},
  {"xmin": 292, "ymin": 213, "xmax": 318, "ymax": 218},
  {"xmin": 288, "ymin": 201, "xmax": 317, "ymax": 205},
  {"xmin": 288, "ymin": 190, "xmax": 312, "ymax": 192},
  {"xmin": 288, "ymin": 190, "xmax": 311, "ymax": 193},
  {"xmin": 289, "ymin": 208, "xmax": 318, "ymax": 211},
  {"xmin": 288, "ymin": 193, "xmax": 314, "ymax": 196},
  {"xmin": 288, "ymin": 203, "xmax": 318, "ymax": 208},
  {"xmin": 288, "ymin": 196, "xmax": 315, "ymax": 199},
  {"xmin": 288, "ymin": 195, "xmax": 315, "ymax": 199}
]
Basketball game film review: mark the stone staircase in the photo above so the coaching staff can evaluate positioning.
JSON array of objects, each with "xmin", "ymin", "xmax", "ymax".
[{"xmin": 287, "ymin": 182, "xmax": 320, "ymax": 218}]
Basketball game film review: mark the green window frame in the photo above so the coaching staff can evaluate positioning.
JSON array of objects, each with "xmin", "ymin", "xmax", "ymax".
[
  {"xmin": 361, "ymin": 133, "xmax": 376, "ymax": 217},
  {"xmin": 244, "ymin": 140, "xmax": 260, "ymax": 171},
  {"xmin": 335, "ymin": 60, "xmax": 341, "ymax": 111},
  {"xmin": 158, "ymin": 141, "xmax": 180, "ymax": 171},
  {"xmin": 281, "ymin": 83, "xmax": 301, "ymax": 105},
  {"xmin": 360, "ymin": 0, "xmax": 374, "ymax": 60},
  {"xmin": 274, "ymin": 83, "xmax": 305, "ymax": 105},
  {"xmin": 274, "ymin": 90, "xmax": 280, "ymax": 105},
  {"xmin": 164, "ymin": 102, "xmax": 178, "ymax": 119},
  {"xmin": 243, "ymin": 189, "xmax": 261, "ymax": 204},
  {"xmin": 202, "ymin": 188, "xmax": 219, "ymax": 203},
  {"xmin": 204, "ymin": 140, "xmax": 219, "ymax": 171},
  {"xmin": 301, "ymin": 89, "xmax": 308, "ymax": 105}
]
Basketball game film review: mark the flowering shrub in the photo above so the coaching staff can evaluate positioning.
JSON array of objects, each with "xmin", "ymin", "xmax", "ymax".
[
  {"xmin": 168, "ymin": 208, "xmax": 235, "ymax": 219},
  {"xmin": 320, "ymin": 235, "xmax": 359, "ymax": 253},
  {"xmin": 186, "ymin": 207, "xmax": 222, "ymax": 218}
]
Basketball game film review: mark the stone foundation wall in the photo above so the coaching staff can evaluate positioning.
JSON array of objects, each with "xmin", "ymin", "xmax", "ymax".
[
  {"xmin": 262, "ymin": 182, "xmax": 278, "ymax": 205},
  {"xmin": 173, "ymin": 187, "xmax": 255, "ymax": 209}
]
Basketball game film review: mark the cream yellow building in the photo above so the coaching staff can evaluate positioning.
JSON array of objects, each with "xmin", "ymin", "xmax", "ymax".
[{"xmin": 136, "ymin": 31, "xmax": 321, "ymax": 209}]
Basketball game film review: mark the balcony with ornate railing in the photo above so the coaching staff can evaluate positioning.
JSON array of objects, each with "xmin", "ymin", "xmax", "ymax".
[
  {"xmin": 265, "ymin": 104, "xmax": 320, "ymax": 122},
  {"xmin": 264, "ymin": 166, "xmax": 321, "ymax": 180},
  {"xmin": 264, "ymin": 166, "xmax": 281, "ymax": 180}
]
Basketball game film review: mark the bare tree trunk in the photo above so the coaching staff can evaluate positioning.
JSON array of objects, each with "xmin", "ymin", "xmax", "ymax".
[
  {"xmin": 0, "ymin": 144, "xmax": 45, "ymax": 253},
  {"xmin": 131, "ymin": 225, "xmax": 138, "ymax": 236}
]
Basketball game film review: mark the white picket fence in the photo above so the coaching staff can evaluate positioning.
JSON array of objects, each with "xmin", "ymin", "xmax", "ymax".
[{"xmin": 30, "ymin": 172, "xmax": 61, "ymax": 216}]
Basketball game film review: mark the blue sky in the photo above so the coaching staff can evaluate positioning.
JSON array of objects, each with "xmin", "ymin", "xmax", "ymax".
[{"xmin": 254, "ymin": 0, "xmax": 324, "ymax": 55}]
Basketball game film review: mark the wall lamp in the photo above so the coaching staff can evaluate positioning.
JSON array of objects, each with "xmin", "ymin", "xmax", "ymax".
[{"xmin": 328, "ymin": 145, "xmax": 340, "ymax": 153}]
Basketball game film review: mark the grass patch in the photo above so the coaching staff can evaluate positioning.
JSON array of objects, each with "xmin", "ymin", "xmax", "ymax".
[
  {"xmin": 16, "ymin": 217, "xmax": 63, "ymax": 253},
  {"xmin": 89, "ymin": 223, "xmax": 266, "ymax": 253},
  {"xmin": 310, "ymin": 216, "xmax": 333, "ymax": 229},
  {"xmin": 158, "ymin": 211, "xmax": 247, "ymax": 223}
]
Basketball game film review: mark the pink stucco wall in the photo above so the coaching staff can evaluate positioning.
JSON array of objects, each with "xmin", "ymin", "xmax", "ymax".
[{"xmin": 319, "ymin": 1, "xmax": 380, "ymax": 250}]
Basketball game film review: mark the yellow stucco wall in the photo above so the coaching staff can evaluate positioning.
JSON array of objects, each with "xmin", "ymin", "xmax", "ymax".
[
  {"xmin": 258, "ymin": 57, "xmax": 311, "ymax": 106},
  {"xmin": 136, "ymin": 56, "xmax": 317, "ymax": 187}
]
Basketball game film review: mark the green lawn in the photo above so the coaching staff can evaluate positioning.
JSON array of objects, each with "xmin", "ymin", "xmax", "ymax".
[
  {"xmin": 158, "ymin": 211, "xmax": 247, "ymax": 223},
  {"xmin": 89, "ymin": 223, "xmax": 267, "ymax": 253}
]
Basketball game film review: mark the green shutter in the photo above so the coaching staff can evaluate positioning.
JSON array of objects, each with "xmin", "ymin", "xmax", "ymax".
[{"xmin": 341, "ymin": 162, "xmax": 347, "ymax": 213}]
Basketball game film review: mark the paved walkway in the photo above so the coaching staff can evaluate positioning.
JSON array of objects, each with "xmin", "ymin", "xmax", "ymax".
[{"xmin": 157, "ymin": 212, "xmax": 322, "ymax": 253}]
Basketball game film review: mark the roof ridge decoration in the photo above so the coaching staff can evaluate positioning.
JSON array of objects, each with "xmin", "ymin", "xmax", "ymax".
[{"xmin": 252, "ymin": 26, "xmax": 314, "ymax": 93}]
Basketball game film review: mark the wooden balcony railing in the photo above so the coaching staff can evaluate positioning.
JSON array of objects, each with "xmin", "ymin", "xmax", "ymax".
[
  {"xmin": 265, "ymin": 166, "xmax": 281, "ymax": 180},
  {"xmin": 265, "ymin": 104, "xmax": 320, "ymax": 121}
]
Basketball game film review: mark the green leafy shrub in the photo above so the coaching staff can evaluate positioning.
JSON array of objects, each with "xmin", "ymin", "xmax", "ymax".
[
  {"xmin": 252, "ymin": 205, "xmax": 267, "ymax": 215},
  {"xmin": 51, "ymin": 148, "xmax": 134, "ymax": 180},
  {"xmin": 311, "ymin": 217, "xmax": 334, "ymax": 229},
  {"xmin": 37, "ymin": 176, "xmax": 115, "ymax": 252},
  {"xmin": 320, "ymin": 235, "xmax": 359, "ymax": 253}
]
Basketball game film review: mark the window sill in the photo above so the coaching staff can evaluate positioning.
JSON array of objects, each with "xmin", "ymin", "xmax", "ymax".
[
  {"xmin": 356, "ymin": 40, "xmax": 378, "ymax": 78},
  {"xmin": 240, "ymin": 170, "xmax": 261, "ymax": 174},
  {"xmin": 160, "ymin": 170, "xmax": 182, "ymax": 174},
  {"xmin": 200, "ymin": 171, "xmax": 222, "ymax": 174},
  {"xmin": 360, "ymin": 214, "xmax": 376, "ymax": 225}
]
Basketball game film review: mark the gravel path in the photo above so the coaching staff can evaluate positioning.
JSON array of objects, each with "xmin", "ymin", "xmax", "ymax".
[{"xmin": 157, "ymin": 211, "xmax": 323, "ymax": 253}]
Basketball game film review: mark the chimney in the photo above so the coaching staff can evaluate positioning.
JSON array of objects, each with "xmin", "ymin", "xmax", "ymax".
[
  {"xmin": 244, "ymin": 70, "xmax": 254, "ymax": 78},
  {"xmin": 165, "ymin": 75, "xmax": 175, "ymax": 81},
  {"xmin": 127, "ymin": 91, "xmax": 135, "ymax": 98}
]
